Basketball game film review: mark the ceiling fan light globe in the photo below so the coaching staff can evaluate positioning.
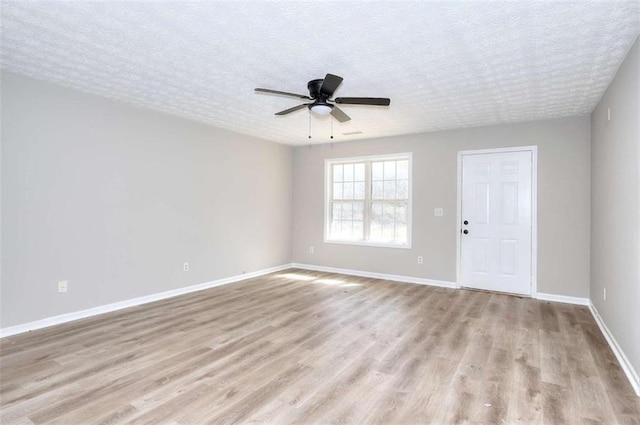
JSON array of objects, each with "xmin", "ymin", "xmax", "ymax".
[{"xmin": 310, "ymin": 104, "xmax": 332, "ymax": 115}]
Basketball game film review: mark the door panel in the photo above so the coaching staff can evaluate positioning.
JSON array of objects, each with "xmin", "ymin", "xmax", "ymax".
[
  {"xmin": 472, "ymin": 238, "xmax": 490, "ymax": 273},
  {"xmin": 460, "ymin": 150, "xmax": 533, "ymax": 295},
  {"xmin": 501, "ymin": 182, "xmax": 518, "ymax": 224},
  {"xmin": 499, "ymin": 239, "xmax": 517, "ymax": 276},
  {"xmin": 474, "ymin": 183, "xmax": 490, "ymax": 224}
]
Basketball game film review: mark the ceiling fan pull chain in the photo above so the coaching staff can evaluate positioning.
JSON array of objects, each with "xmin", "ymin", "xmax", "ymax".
[
  {"xmin": 308, "ymin": 113, "xmax": 312, "ymax": 139},
  {"xmin": 330, "ymin": 117, "xmax": 334, "ymax": 139}
]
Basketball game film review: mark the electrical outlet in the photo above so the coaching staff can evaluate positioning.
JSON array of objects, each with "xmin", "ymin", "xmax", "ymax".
[
  {"xmin": 434, "ymin": 208, "xmax": 444, "ymax": 217},
  {"xmin": 309, "ymin": 246, "xmax": 314, "ymax": 254},
  {"xmin": 58, "ymin": 280, "xmax": 68, "ymax": 293},
  {"xmin": 183, "ymin": 262, "xmax": 189, "ymax": 272},
  {"xmin": 603, "ymin": 288, "xmax": 607, "ymax": 301},
  {"xmin": 607, "ymin": 108, "xmax": 611, "ymax": 121},
  {"xmin": 417, "ymin": 256, "xmax": 423, "ymax": 264}
]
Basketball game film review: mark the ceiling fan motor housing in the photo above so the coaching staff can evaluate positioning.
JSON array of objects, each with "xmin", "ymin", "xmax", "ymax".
[
  {"xmin": 307, "ymin": 79, "xmax": 325, "ymax": 99},
  {"xmin": 307, "ymin": 78, "xmax": 333, "ymax": 113}
]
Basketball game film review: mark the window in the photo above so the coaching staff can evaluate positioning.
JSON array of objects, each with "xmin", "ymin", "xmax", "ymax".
[{"xmin": 325, "ymin": 153, "xmax": 411, "ymax": 248}]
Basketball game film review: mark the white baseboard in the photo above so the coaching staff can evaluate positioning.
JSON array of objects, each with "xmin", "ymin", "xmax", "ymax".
[
  {"xmin": 589, "ymin": 302, "xmax": 640, "ymax": 396},
  {"xmin": 291, "ymin": 263, "xmax": 458, "ymax": 289},
  {"xmin": 0, "ymin": 263, "xmax": 293, "ymax": 338},
  {"xmin": 534, "ymin": 292, "xmax": 590, "ymax": 306}
]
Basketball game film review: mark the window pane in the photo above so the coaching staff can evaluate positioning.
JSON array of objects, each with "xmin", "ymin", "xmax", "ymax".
[
  {"xmin": 332, "ymin": 203, "xmax": 341, "ymax": 220},
  {"xmin": 370, "ymin": 221, "xmax": 382, "ymax": 240},
  {"xmin": 333, "ymin": 164, "xmax": 343, "ymax": 182},
  {"xmin": 343, "ymin": 203, "xmax": 353, "ymax": 220},
  {"xmin": 353, "ymin": 202, "xmax": 364, "ymax": 221},
  {"xmin": 343, "ymin": 182, "xmax": 354, "ymax": 200},
  {"xmin": 333, "ymin": 183, "xmax": 343, "ymax": 200},
  {"xmin": 353, "ymin": 221, "xmax": 364, "ymax": 239},
  {"xmin": 397, "ymin": 160, "xmax": 409, "ymax": 180},
  {"xmin": 396, "ymin": 203, "xmax": 407, "ymax": 223},
  {"xmin": 342, "ymin": 221, "xmax": 353, "ymax": 239},
  {"xmin": 331, "ymin": 219, "xmax": 340, "ymax": 236},
  {"xmin": 354, "ymin": 163, "xmax": 365, "ymax": 181},
  {"xmin": 372, "ymin": 181, "xmax": 383, "ymax": 199},
  {"xmin": 383, "ymin": 222, "xmax": 395, "ymax": 240},
  {"xmin": 343, "ymin": 163, "xmax": 354, "ymax": 182},
  {"xmin": 372, "ymin": 162, "xmax": 384, "ymax": 181},
  {"xmin": 354, "ymin": 181, "xmax": 365, "ymax": 199},
  {"xmin": 383, "ymin": 181, "xmax": 395, "ymax": 199},
  {"xmin": 396, "ymin": 180, "xmax": 408, "ymax": 199},
  {"xmin": 384, "ymin": 161, "xmax": 396, "ymax": 180},
  {"xmin": 371, "ymin": 202, "xmax": 383, "ymax": 221},
  {"xmin": 339, "ymin": 221, "xmax": 348, "ymax": 238},
  {"xmin": 383, "ymin": 203, "xmax": 395, "ymax": 221},
  {"xmin": 395, "ymin": 225, "xmax": 407, "ymax": 243}
]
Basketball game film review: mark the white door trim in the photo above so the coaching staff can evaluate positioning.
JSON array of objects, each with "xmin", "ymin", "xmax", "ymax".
[{"xmin": 456, "ymin": 146, "xmax": 538, "ymax": 296}]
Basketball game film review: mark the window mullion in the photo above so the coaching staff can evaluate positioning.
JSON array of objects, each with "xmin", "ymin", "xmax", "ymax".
[
  {"xmin": 364, "ymin": 160, "xmax": 371, "ymax": 242},
  {"xmin": 328, "ymin": 165, "xmax": 334, "ymax": 240}
]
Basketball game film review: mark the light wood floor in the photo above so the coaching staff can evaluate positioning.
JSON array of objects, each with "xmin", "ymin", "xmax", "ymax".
[{"xmin": 1, "ymin": 269, "xmax": 639, "ymax": 424}]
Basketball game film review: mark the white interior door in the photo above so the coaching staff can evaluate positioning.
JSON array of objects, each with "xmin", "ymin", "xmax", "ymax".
[{"xmin": 460, "ymin": 150, "xmax": 533, "ymax": 295}]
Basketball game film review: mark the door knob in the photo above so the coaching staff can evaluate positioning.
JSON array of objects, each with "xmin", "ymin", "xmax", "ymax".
[
  {"xmin": 463, "ymin": 220, "xmax": 469, "ymax": 225},
  {"xmin": 463, "ymin": 229, "xmax": 469, "ymax": 234}
]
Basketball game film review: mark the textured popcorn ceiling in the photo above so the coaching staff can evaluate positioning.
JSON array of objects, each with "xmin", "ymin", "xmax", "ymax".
[{"xmin": 1, "ymin": 1, "xmax": 639, "ymax": 146}]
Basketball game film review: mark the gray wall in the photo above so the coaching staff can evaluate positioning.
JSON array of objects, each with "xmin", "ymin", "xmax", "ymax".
[
  {"xmin": 591, "ymin": 37, "xmax": 640, "ymax": 379},
  {"xmin": 293, "ymin": 116, "xmax": 591, "ymax": 298},
  {"xmin": 1, "ymin": 72, "xmax": 294, "ymax": 328}
]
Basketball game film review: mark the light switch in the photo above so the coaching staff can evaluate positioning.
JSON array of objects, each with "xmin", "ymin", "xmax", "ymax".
[{"xmin": 434, "ymin": 208, "xmax": 444, "ymax": 217}]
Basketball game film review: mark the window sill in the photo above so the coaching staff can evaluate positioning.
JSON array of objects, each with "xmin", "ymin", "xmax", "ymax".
[{"xmin": 323, "ymin": 239, "xmax": 412, "ymax": 250}]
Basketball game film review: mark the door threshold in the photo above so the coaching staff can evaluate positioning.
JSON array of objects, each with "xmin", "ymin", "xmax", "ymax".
[{"xmin": 461, "ymin": 286, "xmax": 531, "ymax": 299}]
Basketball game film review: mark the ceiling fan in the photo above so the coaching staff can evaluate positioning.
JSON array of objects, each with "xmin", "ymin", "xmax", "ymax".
[{"xmin": 255, "ymin": 73, "xmax": 390, "ymax": 123}]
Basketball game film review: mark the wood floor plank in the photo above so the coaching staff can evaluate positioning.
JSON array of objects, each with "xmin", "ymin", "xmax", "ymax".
[{"xmin": 1, "ymin": 268, "xmax": 638, "ymax": 424}]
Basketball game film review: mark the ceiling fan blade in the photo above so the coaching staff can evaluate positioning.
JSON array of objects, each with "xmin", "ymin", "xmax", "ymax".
[
  {"xmin": 334, "ymin": 97, "xmax": 391, "ymax": 106},
  {"xmin": 255, "ymin": 88, "xmax": 311, "ymax": 100},
  {"xmin": 330, "ymin": 106, "xmax": 351, "ymax": 122},
  {"xmin": 319, "ymin": 74, "xmax": 343, "ymax": 97},
  {"xmin": 275, "ymin": 104, "xmax": 309, "ymax": 116}
]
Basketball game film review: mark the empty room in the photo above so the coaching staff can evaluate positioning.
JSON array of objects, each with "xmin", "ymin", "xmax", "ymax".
[{"xmin": 1, "ymin": 1, "xmax": 639, "ymax": 424}]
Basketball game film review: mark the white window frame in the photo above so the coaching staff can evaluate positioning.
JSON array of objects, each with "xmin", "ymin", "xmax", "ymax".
[{"xmin": 324, "ymin": 153, "xmax": 412, "ymax": 249}]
